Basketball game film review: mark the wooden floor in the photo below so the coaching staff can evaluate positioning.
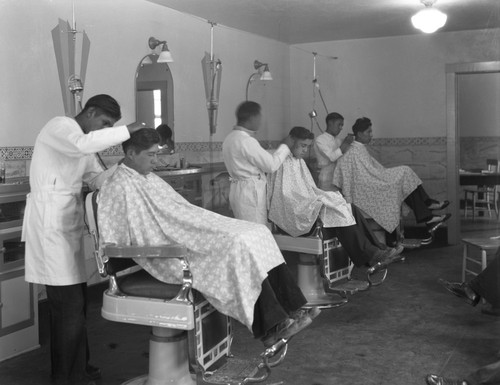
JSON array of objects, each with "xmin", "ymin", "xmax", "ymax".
[{"xmin": 0, "ymin": 215, "xmax": 498, "ymax": 385}]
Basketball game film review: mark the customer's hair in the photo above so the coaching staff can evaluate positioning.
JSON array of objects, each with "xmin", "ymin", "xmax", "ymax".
[
  {"xmin": 156, "ymin": 124, "xmax": 173, "ymax": 141},
  {"xmin": 122, "ymin": 128, "xmax": 160, "ymax": 154},
  {"xmin": 82, "ymin": 94, "xmax": 121, "ymax": 121},
  {"xmin": 325, "ymin": 112, "xmax": 344, "ymax": 125},
  {"xmin": 289, "ymin": 126, "xmax": 314, "ymax": 140},
  {"xmin": 352, "ymin": 117, "xmax": 372, "ymax": 135},
  {"xmin": 236, "ymin": 101, "xmax": 261, "ymax": 124}
]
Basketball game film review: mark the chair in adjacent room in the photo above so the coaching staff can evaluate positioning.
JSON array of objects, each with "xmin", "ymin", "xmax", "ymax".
[
  {"xmin": 463, "ymin": 159, "xmax": 499, "ymax": 220},
  {"xmin": 84, "ymin": 191, "xmax": 288, "ymax": 385}
]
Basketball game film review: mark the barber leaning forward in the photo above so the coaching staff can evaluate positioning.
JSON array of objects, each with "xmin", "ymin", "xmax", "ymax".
[
  {"xmin": 22, "ymin": 94, "xmax": 144, "ymax": 385},
  {"xmin": 222, "ymin": 101, "xmax": 294, "ymax": 226}
]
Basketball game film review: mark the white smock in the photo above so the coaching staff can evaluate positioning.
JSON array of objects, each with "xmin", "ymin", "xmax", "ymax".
[
  {"xmin": 22, "ymin": 116, "xmax": 129, "ymax": 286},
  {"xmin": 222, "ymin": 127, "xmax": 290, "ymax": 225},
  {"xmin": 313, "ymin": 131, "xmax": 343, "ymax": 191}
]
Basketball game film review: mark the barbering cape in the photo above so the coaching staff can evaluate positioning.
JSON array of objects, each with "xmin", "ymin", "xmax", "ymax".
[
  {"xmin": 333, "ymin": 141, "xmax": 421, "ymax": 233},
  {"xmin": 98, "ymin": 164, "xmax": 285, "ymax": 330},
  {"xmin": 267, "ymin": 156, "xmax": 355, "ymax": 237}
]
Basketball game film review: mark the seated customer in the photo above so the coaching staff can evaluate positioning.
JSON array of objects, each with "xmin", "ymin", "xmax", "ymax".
[
  {"xmin": 333, "ymin": 117, "xmax": 450, "ymax": 236},
  {"xmin": 98, "ymin": 128, "xmax": 317, "ymax": 348},
  {"xmin": 438, "ymin": 246, "xmax": 500, "ymax": 316},
  {"xmin": 425, "ymin": 246, "xmax": 500, "ymax": 385},
  {"xmin": 267, "ymin": 126, "xmax": 403, "ymax": 270}
]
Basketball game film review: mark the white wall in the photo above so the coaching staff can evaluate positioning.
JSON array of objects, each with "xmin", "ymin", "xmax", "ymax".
[
  {"xmin": 0, "ymin": 0, "xmax": 291, "ymax": 147},
  {"xmin": 290, "ymin": 29, "xmax": 500, "ymax": 139},
  {"xmin": 458, "ymin": 72, "xmax": 500, "ymax": 137}
]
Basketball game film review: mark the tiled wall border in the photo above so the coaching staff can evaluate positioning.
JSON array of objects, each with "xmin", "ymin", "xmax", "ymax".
[{"xmin": 0, "ymin": 137, "xmax": 447, "ymax": 160}]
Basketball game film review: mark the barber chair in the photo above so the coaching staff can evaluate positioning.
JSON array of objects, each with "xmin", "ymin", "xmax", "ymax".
[
  {"xmin": 272, "ymin": 221, "xmax": 388, "ymax": 310},
  {"xmin": 84, "ymin": 191, "xmax": 288, "ymax": 385}
]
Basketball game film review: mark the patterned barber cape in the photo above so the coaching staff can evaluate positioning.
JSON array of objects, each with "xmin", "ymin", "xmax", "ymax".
[
  {"xmin": 267, "ymin": 156, "xmax": 355, "ymax": 237},
  {"xmin": 333, "ymin": 141, "xmax": 421, "ymax": 233},
  {"xmin": 98, "ymin": 164, "xmax": 285, "ymax": 330}
]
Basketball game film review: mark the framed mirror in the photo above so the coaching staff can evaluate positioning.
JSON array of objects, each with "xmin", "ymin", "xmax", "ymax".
[{"xmin": 135, "ymin": 54, "xmax": 174, "ymax": 141}]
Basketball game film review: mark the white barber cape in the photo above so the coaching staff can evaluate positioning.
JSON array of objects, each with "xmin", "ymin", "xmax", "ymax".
[
  {"xmin": 23, "ymin": 116, "xmax": 129, "ymax": 286},
  {"xmin": 314, "ymin": 131, "xmax": 343, "ymax": 191},
  {"xmin": 98, "ymin": 164, "xmax": 285, "ymax": 330},
  {"xmin": 222, "ymin": 127, "xmax": 290, "ymax": 225},
  {"xmin": 333, "ymin": 141, "xmax": 421, "ymax": 233},
  {"xmin": 267, "ymin": 156, "xmax": 355, "ymax": 237}
]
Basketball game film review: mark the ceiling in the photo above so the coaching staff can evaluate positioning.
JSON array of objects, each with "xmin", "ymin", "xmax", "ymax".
[{"xmin": 148, "ymin": 0, "xmax": 500, "ymax": 44}]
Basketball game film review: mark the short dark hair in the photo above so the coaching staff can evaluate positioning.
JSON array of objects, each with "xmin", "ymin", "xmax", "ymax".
[
  {"xmin": 325, "ymin": 112, "xmax": 344, "ymax": 126},
  {"xmin": 156, "ymin": 124, "xmax": 173, "ymax": 141},
  {"xmin": 352, "ymin": 117, "xmax": 372, "ymax": 135},
  {"xmin": 289, "ymin": 126, "xmax": 314, "ymax": 140},
  {"xmin": 236, "ymin": 101, "xmax": 261, "ymax": 124},
  {"xmin": 82, "ymin": 94, "xmax": 122, "ymax": 121},
  {"xmin": 122, "ymin": 128, "xmax": 160, "ymax": 154}
]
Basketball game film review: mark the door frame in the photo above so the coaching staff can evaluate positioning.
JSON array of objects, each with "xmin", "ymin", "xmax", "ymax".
[{"xmin": 446, "ymin": 61, "xmax": 500, "ymax": 244}]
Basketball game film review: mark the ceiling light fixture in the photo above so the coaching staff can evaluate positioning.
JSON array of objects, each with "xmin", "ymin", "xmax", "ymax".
[
  {"xmin": 245, "ymin": 60, "xmax": 272, "ymax": 100},
  {"xmin": 148, "ymin": 36, "xmax": 173, "ymax": 63},
  {"xmin": 411, "ymin": 0, "xmax": 447, "ymax": 33}
]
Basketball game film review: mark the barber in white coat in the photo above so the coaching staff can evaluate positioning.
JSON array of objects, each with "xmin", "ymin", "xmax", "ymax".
[
  {"xmin": 22, "ymin": 94, "xmax": 144, "ymax": 385},
  {"xmin": 222, "ymin": 101, "xmax": 293, "ymax": 225},
  {"xmin": 313, "ymin": 112, "xmax": 353, "ymax": 191}
]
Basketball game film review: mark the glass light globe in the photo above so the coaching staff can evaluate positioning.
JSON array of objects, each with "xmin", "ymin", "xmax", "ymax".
[{"xmin": 411, "ymin": 8, "xmax": 447, "ymax": 33}]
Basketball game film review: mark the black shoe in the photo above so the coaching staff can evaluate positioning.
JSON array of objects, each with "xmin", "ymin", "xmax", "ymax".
[
  {"xmin": 481, "ymin": 305, "xmax": 500, "ymax": 316},
  {"xmin": 438, "ymin": 279, "xmax": 480, "ymax": 306},
  {"xmin": 85, "ymin": 365, "xmax": 101, "ymax": 381},
  {"xmin": 426, "ymin": 374, "xmax": 468, "ymax": 385},
  {"xmin": 426, "ymin": 214, "xmax": 451, "ymax": 233}
]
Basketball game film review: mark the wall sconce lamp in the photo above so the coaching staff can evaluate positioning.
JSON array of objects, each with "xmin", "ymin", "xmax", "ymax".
[
  {"xmin": 148, "ymin": 36, "xmax": 173, "ymax": 63},
  {"xmin": 411, "ymin": 0, "xmax": 447, "ymax": 33},
  {"xmin": 245, "ymin": 60, "xmax": 272, "ymax": 100}
]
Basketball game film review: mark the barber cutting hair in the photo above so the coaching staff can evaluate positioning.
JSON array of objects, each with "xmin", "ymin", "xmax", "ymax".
[
  {"xmin": 22, "ymin": 94, "xmax": 144, "ymax": 385},
  {"xmin": 222, "ymin": 101, "xmax": 294, "ymax": 225}
]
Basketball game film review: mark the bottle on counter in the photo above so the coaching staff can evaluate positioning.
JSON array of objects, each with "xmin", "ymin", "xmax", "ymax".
[{"xmin": 0, "ymin": 156, "xmax": 5, "ymax": 183}]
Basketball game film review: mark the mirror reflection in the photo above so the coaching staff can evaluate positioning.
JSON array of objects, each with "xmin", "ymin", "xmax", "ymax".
[{"xmin": 135, "ymin": 54, "xmax": 174, "ymax": 153}]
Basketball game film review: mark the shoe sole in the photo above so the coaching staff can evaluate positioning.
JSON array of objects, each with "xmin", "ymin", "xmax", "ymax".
[{"xmin": 263, "ymin": 317, "xmax": 312, "ymax": 348}]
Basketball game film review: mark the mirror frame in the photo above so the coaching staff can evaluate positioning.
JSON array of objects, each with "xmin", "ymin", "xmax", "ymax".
[{"xmin": 135, "ymin": 54, "xmax": 174, "ymax": 136}]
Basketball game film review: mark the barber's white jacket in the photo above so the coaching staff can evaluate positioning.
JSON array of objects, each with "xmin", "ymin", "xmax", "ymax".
[
  {"xmin": 313, "ymin": 131, "xmax": 343, "ymax": 191},
  {"xmin": 23, "ymin": 117, "xmax": 129, "ymax": 286},
  {"xmin": 222, "ymin": 127, "xmax": 290, "ymax": 225}
]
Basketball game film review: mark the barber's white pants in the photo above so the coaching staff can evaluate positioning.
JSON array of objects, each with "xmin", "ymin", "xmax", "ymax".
[{"xmin": 229, "ymin": 178, "xmax": 268, "ymax": 226}]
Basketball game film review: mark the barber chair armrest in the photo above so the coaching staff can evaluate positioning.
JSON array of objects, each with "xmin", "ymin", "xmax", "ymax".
[{"xmin": 103, "ymin": 243, "xmax": 187, "ymax": 259}]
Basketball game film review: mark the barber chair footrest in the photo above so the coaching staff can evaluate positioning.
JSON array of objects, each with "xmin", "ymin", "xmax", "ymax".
[
  {"xmin": 328, "ymin": 279, "xmax": 370, "ymax": 295},
  {"xmin": 401, "ymin": 238, "xmax": 423, "ymax": 249},
  {"xmin": 202, "ymin": 357, "xmax": 265, "ymax": 385},
  {"xmin": 302, "ymin": 293, "xmax": 348, "ymax": 309}
]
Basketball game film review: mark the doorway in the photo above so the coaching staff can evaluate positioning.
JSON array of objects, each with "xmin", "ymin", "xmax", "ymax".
[{"xmin": 446, "ymin": 61, "xmax": 500, "ymax": 244}]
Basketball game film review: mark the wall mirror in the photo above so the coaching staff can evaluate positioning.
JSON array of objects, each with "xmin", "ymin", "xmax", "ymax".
[{"xmin": 135, "ymin": 54, "xmax": 174, "ymax": 148}]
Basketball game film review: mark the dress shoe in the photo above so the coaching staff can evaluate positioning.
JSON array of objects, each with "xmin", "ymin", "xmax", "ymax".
[
  {"xmin": 291, "ymin": 307, "xmax": 321, "ymax": 321},
  {"xmin": 426, "ymin": 374, "xmax": 468, "ymax": 385},
  {"xmin": 438, "ymin": 279, "xmax": 480, "ymax": 306},
  {"xmin": 261, "ymin": 312, "xmax": 312, "ymax": 348},
  {"xmin": 427, "ymin": 200, "xmax": 450, "ymax": 210},
  {"xmin": 481, "ymin": 305, "xmax": 500, "ymax": 316},
  {"xmin": 426, "ymin": 214, "xmax": 451, "ymax": 233},
  {"xmin": 370, "ymin": 245, "xmax": 404, "ymax": 267},
  {"xmin": 85, "ymin": 364, "xmax": 102, "ymax": 381}
]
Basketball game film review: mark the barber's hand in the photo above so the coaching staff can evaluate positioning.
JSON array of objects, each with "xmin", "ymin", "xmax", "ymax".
[
  {"xmin": 344, "ymin": 134, "xmax": 354, "ymax": 145},
  {"xmin": 126, "ymin": 122, "xmax": 146, "ymax": 134},
  {"xmin": 282, "ymin": 135, "xmax": 295, "ymax": 150}
]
